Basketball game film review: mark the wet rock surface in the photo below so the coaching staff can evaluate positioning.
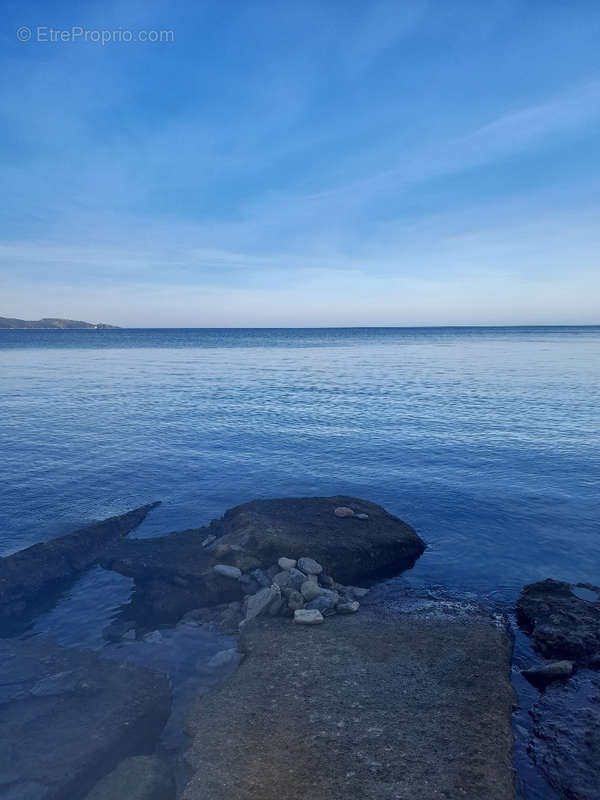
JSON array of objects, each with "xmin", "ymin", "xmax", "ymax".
[
  {"xmin": 0, "ymin": 504, "xmax": 160, "ymax": 634},
  {"xmin": 0, "ymin": 637, "xmax": 171, "ymax": 800},
  {"xmin": 517, "ymin": 579, "xmax": 600, "ymax": 667},
  {"xmin": 83, "ymin": 755, "xmax": 175, "ymax": 800},
  {"xmin": 528, "ymin": 671, "xmax": 600, "ymax": 800},
  {"xmin": 182, "ymin": 599, "xmax": 515, "ymax": 800}
]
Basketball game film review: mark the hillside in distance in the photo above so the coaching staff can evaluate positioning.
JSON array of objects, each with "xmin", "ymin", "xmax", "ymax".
[{"xmin": 0, "ymin": 316, "xmax": 119, "ymax": 330}]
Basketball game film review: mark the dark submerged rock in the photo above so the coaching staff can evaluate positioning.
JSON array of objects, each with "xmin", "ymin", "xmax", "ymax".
[
  {"xmin": 517, "ymin": 578, "xmax": 600, "ymax": 667},
  {"xmin": 0, "ymin": 637, "xmax": 171, "ymax": 800},
  {"xmin": 0, "ymin": 503, "xmax": 160, "ymax": 634},
  {"xmin": 528, "ymin": 672, "xmax": 600, "ymax": 800},
  {"xmin": 521, "ymin": 660, "xmax": 574, "ymax": 688}
]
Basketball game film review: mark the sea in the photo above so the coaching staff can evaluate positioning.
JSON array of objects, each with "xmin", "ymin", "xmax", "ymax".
[
  {"xmin": 2, "ymin": 326, "xmax": 598, "ymax": 593},
  {"xmin": 2, "ymin": 326, "xmax": 599, "ymax": 797}
]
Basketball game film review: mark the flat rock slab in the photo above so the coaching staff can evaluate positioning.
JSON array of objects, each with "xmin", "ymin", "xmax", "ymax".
[
  {"xmin": 0, "ymin": 637, "xmax": 171, "ymax": 800},
  {"xmin": 211, "ymin": 496, "xmax": 426, "ymax": 584},
  {"xmin": 182, "ymin": 602, "xmax": 514, "ymax": 800},
  {"xmin": 517, "ymin": 578, "xmax": 600, "ymax": 666},
  {"xmin": 0, "ymin": 503, "xmax": 160, "ymax": 633}
]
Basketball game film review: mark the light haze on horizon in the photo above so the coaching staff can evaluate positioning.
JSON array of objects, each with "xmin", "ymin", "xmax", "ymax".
[{"xmin": 1, "ymin": 1, "xmax": 599, "ymax": 327}]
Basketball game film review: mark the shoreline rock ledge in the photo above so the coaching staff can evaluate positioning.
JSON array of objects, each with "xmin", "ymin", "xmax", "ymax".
[{"xmin": 182, "ymin": 603, "xmax": 515, "ymax": 800}]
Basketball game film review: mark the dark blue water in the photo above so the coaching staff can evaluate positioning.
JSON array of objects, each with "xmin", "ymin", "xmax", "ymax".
[{"xmin": 2, "ymin": 327, "xmax": 599, "ymax": 600}]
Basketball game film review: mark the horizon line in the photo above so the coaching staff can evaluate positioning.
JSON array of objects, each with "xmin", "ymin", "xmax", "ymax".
[{"xmin": 4, "ymin": 323, "xmax": 600, "ymax": 330}]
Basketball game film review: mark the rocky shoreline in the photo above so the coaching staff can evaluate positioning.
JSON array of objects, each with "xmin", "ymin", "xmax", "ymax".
[{"xmin": 1, "ymin": 497, "xmax": 598, "ymax": 799}]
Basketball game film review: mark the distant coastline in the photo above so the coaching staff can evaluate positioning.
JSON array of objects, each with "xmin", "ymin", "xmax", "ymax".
[{"xmin": 0, "ymin": 316, "xmax": 119, "ymax": 330}]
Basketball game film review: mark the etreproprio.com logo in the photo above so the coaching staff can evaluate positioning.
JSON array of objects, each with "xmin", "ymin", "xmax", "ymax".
[{"xmin": 16, "ymin": 26, "xmax": 175, "ymax": 44}]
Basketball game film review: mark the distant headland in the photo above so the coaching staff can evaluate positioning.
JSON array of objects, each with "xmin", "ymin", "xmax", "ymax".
[{"xmin": 0, "ymin": 316, "xmax": 119, "ymax": 329}]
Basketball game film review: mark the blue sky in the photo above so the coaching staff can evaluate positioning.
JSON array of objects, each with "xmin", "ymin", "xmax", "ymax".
[{"xmin": 1, "ymin": 0, "xmax": 599, "ymax": 326}]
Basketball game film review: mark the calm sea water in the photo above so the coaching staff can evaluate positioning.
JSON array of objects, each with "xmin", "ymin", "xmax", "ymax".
[{"xmin": 1, "ymin": 327, "xmax": 599, "ymax": 601}]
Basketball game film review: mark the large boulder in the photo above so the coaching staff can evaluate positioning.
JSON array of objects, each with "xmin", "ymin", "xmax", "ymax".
[
  {"xmin": 182, "ymin": 598, "xmax": 514, "ymax": 800},
  {"xmin": 0, "ymin": 503, "xmax": 160, "ymax": 633},
  {"xmin": 103, "ymin": 497, "xmax": 425, "ymax": 626},
  {"xmin": 210, "ymin": 496, "xmax": 426, "ymax": 584},
  {"xmin": 0, "ymin": 637, "xmax": 171, "ymax": 800},
  {"xmin": 517, "ymin": 579, "xmax": 600, "ymax": 667}
]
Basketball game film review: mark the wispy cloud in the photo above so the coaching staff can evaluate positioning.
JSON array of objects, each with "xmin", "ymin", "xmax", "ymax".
[{"xmin": 1, "ymin": 0, "xmax": 600, "ymax": 324}]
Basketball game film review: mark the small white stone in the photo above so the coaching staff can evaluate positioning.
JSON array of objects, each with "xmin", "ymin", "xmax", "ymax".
[
  {"xmin": 334, "ymin": 506, "xmax": 355, "ymax": 518},
  {"xmin": 272, "ymin": 568, "xmax": 305, "ymax": 590},
  {"xmin": 297, "ymin": 556, "xmax": 323, "ymax": 575},
  {"xmin": 337, "ymin": 600, "xmax": 360, "ymax": 614},
  {"xmin": 355, "ymin": 513, "xmax": 369, "ymax": 520},
  {"xmin": 278, "ymin": 557, "xmax": 297, "ymax": 570},
  {"xmin": 294, "ymin": 609, "xmax": 324, "ymax": 625},
  {"xmin": 213, "ymin": 564, "xmax": 242, "ymax": 579}
]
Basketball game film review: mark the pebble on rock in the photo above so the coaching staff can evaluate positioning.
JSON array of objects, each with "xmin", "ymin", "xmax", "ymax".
[
  {"xmin": 294, "ymin": 609, "xmax": 324, "ymax": 625},
  {"xmin": 355, "ymin": 513, "xmax": 369, "ymax": 520},
  {"xmin": 273, "ymin": 568, "xmax": 306, "ymax": 590},
  {"xmin": 213, "ymin": 564, "xmax": 242, "ymax": 580},
  {"xmin": 216, "ymin": 551, "xmax": 366, "ymax": 626},
  {"xmin": 297, "ymin": 556, "xmax": 323, "ymax": 575},
  {"xmin": 306, "ymin": 594, "xmax": 338, "ymax": 615},
  {"xmin": 337, "ymin": 600, "xmax": 360, "ymax": 614},
  {"xmin": 287, "ymin": 591, "xmax": 305, "ymax": 611},
  {"xmin": 242, "ymin": 586, "xmax": 281, "ymax": 625},
  {"xmin": 250, "ymin": 568, "xmax": 271, "ymax": 588},
  {"xmin": 318, "ymin": 588, "xmax": 339, "ymax": 603},
  {"xmin": 334, "ymin": 506, "xmax": 355, "ymax": 518},
  {"xmin": 300, "ymin": 581, "xmax": 321, "ymax": 602}
]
